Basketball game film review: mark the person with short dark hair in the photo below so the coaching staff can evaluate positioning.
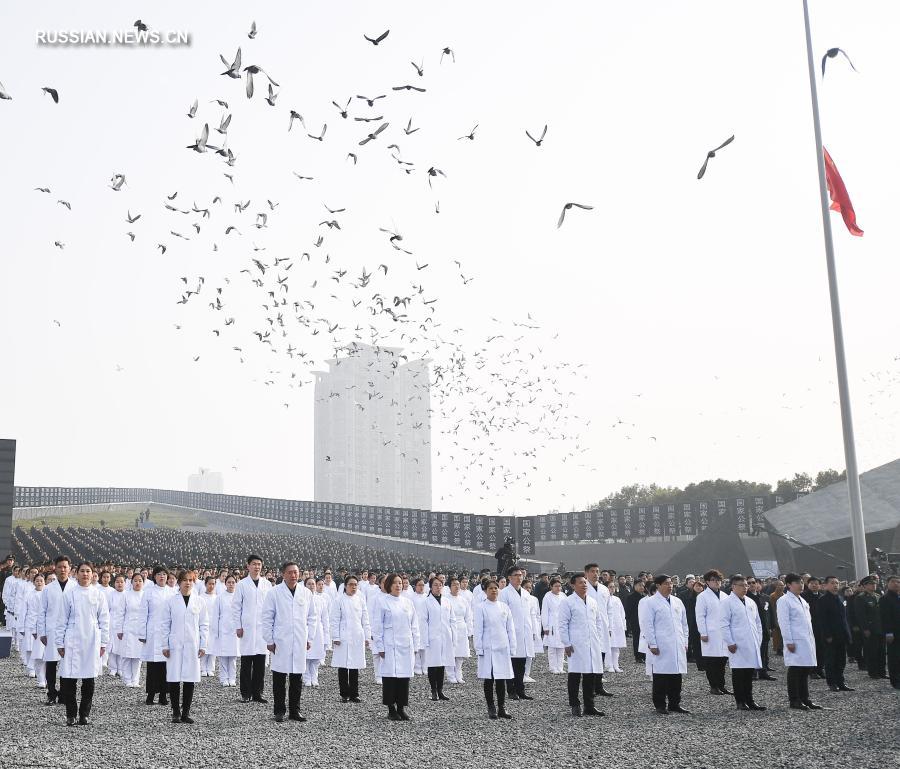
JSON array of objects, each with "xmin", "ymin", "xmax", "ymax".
[
  {"xmin": 624, "ymin": 580, "xmax": 646, "ymax": 662},
  {"xmin": 372, "ymin": 573, "xmax": 420, "ymax": 721},
  {"xmin": 37, "ymin": 555, "xmax": 72, "ymax": 705},
  {"xmin": 473, "ymin": 579, "xmax": 514, "ymax": 720},
  {"xmin": 558, "ymin": 573, "xmax": 606, "ymax": 717},
  {"xmin": 817, "ymin": 575, "xmax": 853, "ymax": 692},
  {"xmin": 233, "ymin": 555, "xmax": 273, "ymax": 703},
  {"xmin": 777, "ymin": 573, "xmax": 822, "ymax": 710},
  {"xmin": 499, "ymin": 567, "xmax": 535, "ymax": 701},
  {"xmin": 329, "ymin": 575, "xmax": 370, "ymax": 702},
  {"xmin": 855, "ymin": 575, "xmax": 886, "ymax": 680},
  {"xmin": 881, "ymin": 575, "xmax": 900, "ymax": 689},
  {"xmin": 143, "ymin": 566, "xmax": 172, "ymax": 705},
  {"xmin": 422, "ymin": 576, "xmax": 454, "ymax": 701},
  {"xmin": 638, "ymin": 574, "xmax": 690, "ymax": 715},
  {"xmin": 719, "ymin": 575, "xmax": 766, "ymax": 710},
  {"xmin": 696, "ymin": 569, "xmax": 731, "ymax": 696},
  {"xmin": 161, "ymin": 570, "xmax": 209, "ymax": 724}
]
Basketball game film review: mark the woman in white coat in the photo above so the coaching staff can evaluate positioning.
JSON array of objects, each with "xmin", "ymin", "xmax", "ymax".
[
  {"xmin": 115, "ymin": 573, "xmax": 148, "ymax": 688},
  {"xmin": 541, "ymin": 578, "xmax": 567, "ymax": 674},
  {"xmin": 261, "ymin": 563, "xmax": 318, "ymax": 722},
  {"xmin": 776, "ymin": 573, "xmax": 821, "ymax": 711},
  {"xmin": 638, "ymin": 574, "xmax": 690, "ymax": 715},
  {"xmin": 330, "ymin": 575, "xmax": 371, "ymax": 702},
  {"xmin": 695, "ymin": 570, "xmax": 731, "ymax": 695},
  {"xmin": 23, "ymin": 572, "xmax": 46, "ymax": 686},
  {"xmin": 161, "ymin": 570, "xmax": 209, "ymax": 724},
  {"xmin": 719, "ymin": 575, "xmax": 765, "ymax": 710},
  {"xmin": 372, "ymin": 573, "xmax": 420, "ymax": 721},
  {"xmin": 55, "ymin": 562, "xmax": 110, "ymax": 727},
  {"xmin": 106, "ymin": 575, "xmax": 127, "ymax": 679},
  {"xmin": 522, "ymin": 578, "xmax": 543, "ymax": 683},
  {"xmin": 199, "ymin": 576, "xmax": 218, "ymax": 677},
  {"xmin": 557, "ymin": 574, "xmax": 607, "ymax": 717},
  {"xmin": 303, "ymin": 576, "xmax": 328, "ymax": 687},
  {"xmin": 446, "ymin": 577, "xmax": 472, "ymax": 684},
  {"xmin": 142, "ymin": 566, "xmax": 171, "ymax": 705},
  {"xmin": 473, "ymin": 579, "xmax": 515, "ymax": 720},
  {"xmin": 410, "ymin": 577, "xmax": 428, "ymax": 675},
  {"xmin": 607, "ymin": 586, "xmax": 627, "ymax": 673},
  {"xmin": 212, "ymin": 575, "xmax": 239, "ymax": 687},
  {"xmin": 422, "ymin": 577, "xmax": 455, "ymax": 700}
]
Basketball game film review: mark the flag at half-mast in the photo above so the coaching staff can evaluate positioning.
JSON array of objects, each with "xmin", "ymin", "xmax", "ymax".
[{"xmin": 823, "ymin": 147, "xmax": 863, "ymax": 237}]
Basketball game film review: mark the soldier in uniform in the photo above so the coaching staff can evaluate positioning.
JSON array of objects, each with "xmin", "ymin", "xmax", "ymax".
[
  {"xmin": 880, "ymin": 575, "xmax": 900, "ymax": 689},
  {"xmin": 854, "ymin": 576, "xmax": 886, "ymax": 680}
]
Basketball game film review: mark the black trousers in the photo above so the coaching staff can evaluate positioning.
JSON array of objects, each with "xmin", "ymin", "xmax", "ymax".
[
  {"xmin": 651, "ymin": 673, "xmax": 682, "ymax": 709},
  {"xmin": 760, "ymin": 630, "xmax": 771, "ymax": 669},
  {"xmin": 338, "ymin": 668, "xmax": 359, "ymax": 699},
  {"xmin": 887, "ymin": 638, "xmax": 899, "ymax": 688},
  {"xmin": 506, "ymin": 657, "xmax": 526, "ymax": 696},
  {"xmin": 240, "ymin": 653, "xmax": 267, "ymax": 698},
  {"xmin": 592, "ymin": 655, "xmax": 605, "ymax": 692},
  {"xmin": 427, "ymin": 666, "xmax": 446, "ymax": 692},
  {"xmin": 731, "ymin": 668, "xmax": 754, "ymax": 704},
  {"xmin": 850, "ymin": 628, "xmax": 864, "ymax": 666},
  {"xmin": 703, "ymin": 655, "xmax": 727, "ymax": 690},
  {"xmin": 381, "ymin": 676, "xmax": 410, "ymax": 707},
  {"xmin": 59, "ymin": 677, "xmax": 95, "ymax": 719},
  {"xmin": 567, "ymin": 672, "xmax": 595, "ymax": 707},
  {"xmin": 482, "ymin": 677, "xmax": 506, "ymax": 709},
  {"xmin": 146, "ymin": 661, "xmax": 167, "ymax": 698},
  {"xmin": 272, "ymin": 671, "xmax": 302, "ymax": 715},
  {"xmin": 813, "ymin": 633, "xmax": 825, "ymax": 674},
  {"xmin": 168, "ymin": 682, "xmax": 195, "ymax": 716},
  {"xmin": 46, "ymin": 660, "xmax": 59, "ymax": 699},
  {"xmin": 632, "ymin": 631, "xmax": 645, "ymax": 661},
  {"xmin": 786, "ymin": 666, "xmax": 811, "ymax": 704},
  {"xmin": 823, "ymin": 639, "xmax": 847, "ymax": 687},
  {"xmin": 863, "ymin": 634, "xmax": 886, "ymax": 678}
]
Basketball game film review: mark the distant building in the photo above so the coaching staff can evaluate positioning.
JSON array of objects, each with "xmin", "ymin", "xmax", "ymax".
[
  {"xmin": 314, "ymin": 343, "xmax": 432, "ymax": 510},
  {"xmin": 188, "ymin": 467, "xmax": 224, "ymax": 494}
]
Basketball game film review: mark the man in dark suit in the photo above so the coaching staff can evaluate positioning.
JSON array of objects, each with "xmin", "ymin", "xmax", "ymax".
[
  {"xmin": 817, "ymin": 575, "xmax": 853, "ymax": 691},
  {"xmin": 881, "ymin": 575, "xmax": 900, "ymax": 689},
  {"xmin": 856, "ymin": 576, "xmax": 886, "ymax": 679},
  {"xmin": 624, "ymin": 580, "xmax": 646, "ymax": 662},
  {"xmin": 747, "ymin": 577, "xmax": 776, "ymax": 680},
  {"xmin": 801, "ymin": 577, "xmax": 825, "ymax": 678}
]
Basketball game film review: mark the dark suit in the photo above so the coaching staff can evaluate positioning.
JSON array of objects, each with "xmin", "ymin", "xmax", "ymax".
[
  {"xmin": 623, "ymin": 590, "xmax": 645, "ymax": 661},
  {"xmin": 748, "ymin": 590, "xmax": 771, "ymax": 671},
  {"xmin": 880, "ymin": 589, "xmax": 900, "ymax": 689},
  {"xmin": 816, "ymin": 591, "xmax": 851, "ymax": 688},
  {"xmin": 802, "ymin": 589, "xmax": 825, "ymax": 675},
  {"xmin": 855, "ymin": 591, "xmax": 885, "ymax": 678}
]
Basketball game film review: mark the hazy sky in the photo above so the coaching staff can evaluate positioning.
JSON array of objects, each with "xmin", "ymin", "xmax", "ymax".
[{"xmin": 2, "ymin": 1, "xmax": 899, "ymax": 516}]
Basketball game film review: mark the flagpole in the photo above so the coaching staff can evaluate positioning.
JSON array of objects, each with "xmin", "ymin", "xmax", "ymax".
[{"xmin": 801, "ymin": 0, "xmax": 869, "ymax": 580}]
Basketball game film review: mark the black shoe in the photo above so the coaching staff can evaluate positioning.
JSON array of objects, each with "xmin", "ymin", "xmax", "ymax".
[
  {"xmin": 66, "ymin": 717, "xmax": 76, "ymax": 727},
  {"xmin": 518, "ymin": 693, "xmax": 533, "ymax": 700},
  {"xmin": 710, "ymin": 687, "xmax": 726, "ymax": 695},
  {"xmin": 718, "ymin": 688, "xmax": 732, "ymax": 695},
  {"xmin": 172, "ymin": 713, "xmax": 181, "ymax": 723},
  {"xmin": 810, "ymin": 672, "xmax": 823, "ymax": 680},
  {"xmin": 274, "ymin": 713, "xmax": 286, "ymax": 723},
  {"xmin": 252, "ymin": 697, "xmax": 268, "ymax": 704},
  {"xmin": 180, "ymin": 716, "xmax": 194, "ymax": 724},
  {"xmin": 507, "ymin": 692, "xmax": 520, "ymax": 701},
  {"xmin": 397, "ymin": 706, "xmax": 411, "ymax": 721},
  {"xmin": 803, "ymin": 701, "xmax": 824, "ymax": 710},
  {"xmin": 789, "ymin": 702, "xmax": 809, "ymax": 710},
  {"xmin": 45, "ymin": 697, "xmax": 57, "ymax": 706},
  {"xmin": 241, "ymin": 696, "xmax": 252, "ymax": 703},
  {"xmin": 387, "ymin": 705, "xmax": 400, "ymax": 721},
  {"xmin": 758, "ymin": 674, "xmax": 777, "ymax": 681},
  {"xmin": 655, "ymin": 707, "xmax": 669, "ymax": 715},
  {"xmin": 595, "ymin": 686, "xmax": 614, "ymax": 697},
  {"xmin": 583, "ymin": 706, "xmax": 605, "ymax": 717},
  {"xmin": 349, "ymin": 697, "xmax": 362, "ymax": 703},
  {"xmin": 146, "ymin": 694, "xmax": 155, "ymax": 705},
  {"xmin": 736, "ymin": 702, "xmax": 750, "ymax": 711},
  {"xmin": 747, "ymin": 702, "xmax": 767, "ymax": 711},
  {"xmin": 837, "ymin": 685, "xmax": 855, "ymax": 692},
  {"xmin": 487, "ymin": 704, "xmax": 498, "ymax": 720},
  {"xmin": 158, "ymin": 698, "xmax": 168, "ymax": 706},
  {"xmin": 430, "ymin": 690, "xmax": 438, "ymax": 701},
  {"xmin": 497, "ymin": 708, "xmax": 512, "ymax": 720},
  {"xmin": 571, "ymin": 704, "xmax": 582, "ymax": 717},
  {"xmin": 668, "ymin": 705, "xmax": 691, "ymax": 714},
  {"xmin": 828, "ymin": 685, "xmax": 840, "ymax": 692},
  {"xmin": 288, "ymin": 712, "xmax": 306, "ymax": 722},
  {"xmin": 437, "ymin": 691, "xmax": 450, "ymax": 701},
  {"xmin": 340, "ymin": 696, "xmax": 349, "ymax": 703}
]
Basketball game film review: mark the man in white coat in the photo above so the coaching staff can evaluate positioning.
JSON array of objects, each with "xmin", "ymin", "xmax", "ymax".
[
  {"xmin": 584, "ymin": 563, "xmax": 614, "ymax": 697},
  {"xmin": 776, "ymin": 573, "xmax": 823, "ymax": 711},
  {"xmin": 37, "ymin": 555, "xmax": 72, "ymax": 705},
  {"xmin": 719, "ymin": 574, "xmax": 766, "ymax": 711},
  {"xmin": 639, "ymin": 574, "xmax": 691, "ymax": 715},
  {"xmin": 695, "ymin": 569, "xmax": 731, "ymax": 696},
  {"xmin": 499, "ymin": 566, "xmax": 535, "ymax": 700},
  {"xmin": 233, "ymin": 554, "xmax": 273, "ymax": 703},
  {"xmin": 55, "ymin": 562, "xmax": 110, "ymax": 726},
  {"xmin": 261, "ymin": 562, "xmax": 317, "ymax": 722},
  {"xmin": 557, "ymin": 573, "xmax": 606, "ymax": 717}
]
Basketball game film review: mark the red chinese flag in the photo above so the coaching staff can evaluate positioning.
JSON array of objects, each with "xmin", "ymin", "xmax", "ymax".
[{"xmin": 823, "ymin": 147, "xmax": 863, "ymax": 237}]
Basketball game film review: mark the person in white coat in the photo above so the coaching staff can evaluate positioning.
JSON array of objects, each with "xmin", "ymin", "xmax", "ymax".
[
  {"xmin": 199, "ymin": 577, "xmax": 218, "ymax": 677},
  {"xmin": 106, "ymin": 575, "xmax": 127, "ymax": 679},
  {"xmin": 114, "ymin": 573, "xmax": 148, "ymax": 688},
  {"xmin": 142, "ymin": 566, "xmax": 172, "ymax": 705},
  {"xmin": 372, "ymin": 573, "xmax": 420, "ymax": 721},
  {"xmin": 212, "ymin": 575, "xmax": 239, "ymax": 686},
  {"xmin": 55, "ymin": 562, "xmax": 110, "ymax": 727},
  {"xmin": 422, "ymin": 577, "xmax": 455, "ymax": 700},
  {"xmin": 161, "ymin": 570, "xmax": 209, "ymax": 724},
  {"xmin": 719, "ymin": 575, "xmax": 766, "ymax": 710},
  {"xmin": 233, "ymin": 554, "xmax": 274, "ymax": 703},
  {"xmin": 446, "ymin": 577, "xmax": 472, "ymax": 684},
  {"xmin": 14, "ymin": 568, "xmax": 35, "ymax": 666},
  {"xmin": 1, "ymin": 565, "xmax": 18, "ymax": 631},
  {"xmin": 541, "ymin": 578, "xmax": 567, "ymax": 674},
  {"xmin": 584, "ymin": 564, "xmax": 614, "ymax": 697},
  {"xmin": 261, "ymin": 563, "xmax": 318, "ymax": 722},
  {"xmin": 330, "ymin": 575, "xmax": 371, "ymax": 702},
  {"xmin": 777, "ymin": 573, "xmax": 822, "ymax": 711},
  {"xmin": 695, "ymin": 569, "xmax": 731, "ymax": 695},
  {"xmin": 522, "ymin": 578, "xmax": 543, "ymax": 683},
  {"xmin": 303, "ymin": 576, "xmax": 329, "ymax": 687},
  {"xmin": 410, "ymin": 577, "xmax": 428, "ymax": 675},
  {"xmin": 38, "ymin": 555, "xmax": 73, "ymax": 705},
  {"xmin": 607, "ymin": 586, "xmax": 627, "ymax": 673},
  {"xmin": 473, "ymin": 579, "xmax": 515, "ymax": 720},
  {"xmin": 499, "ymin": 566, "xmax": 535, "ymax": 700},
  {"xmin": 558, "ymin": 573, "xmax": 607, "ymax": 717},
  {"xmin": 639, "ymin": 574, "xmax": 690, "ymax": 715},
  {"xmin": 23, "ymin": 572, "xmax": 47, "ymax": 686}
]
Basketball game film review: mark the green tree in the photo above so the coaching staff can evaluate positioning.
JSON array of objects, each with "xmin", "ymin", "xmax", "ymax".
[{"xmin": 813, "ymin": 468, "xmax": 846, "ymax": 490}]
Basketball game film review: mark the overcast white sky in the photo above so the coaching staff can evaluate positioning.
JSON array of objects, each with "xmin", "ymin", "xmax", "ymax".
[{"xmin": 1, "ymin": 1, "xmax": 898, "ymax": 515}]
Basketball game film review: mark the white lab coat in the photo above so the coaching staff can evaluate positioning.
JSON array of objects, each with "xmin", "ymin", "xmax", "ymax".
[
  {"xmin": 14, "ymin": 581, "xmax": 33, "ymax": 638},
  {"xmin": 23, "ymin": 588, "xmax": 44, "ymax": 655},
  {"xmin": 498, "ymin": 584, "xmax": 535, "ymax": 658},
  {"xmin": 584, "ymin": 581, "xmax": 612, "ymax": 654},
  {"xmin": 116, "ymin": 589, "xmax": 149, "ymax": 659},
  {"xmin": 1, "ymin": 576, "xmax": 17, "ymax": 626},
  {"xmin": 776, "ymin": 591, "xmax": 817, "ymax": 668},
  {"xmin": 447, "ymin": 593, "xmax": 472, "ymax": 658},
  {"xmin": 638, "ymin": 592, "xmax": 688, "ymax": 676},
  {"xmin": 608, "ymin": 595, "xmax": 627, "ymax": 648},
  {"xmin": 329, "ymin": 592, "xmax": 370, "ymax": 669},
  {"xmin": 323, "ymin": 581, "xmax": 338, "ymax": 599},
  {"xmin": 460, "ymin": 589, "xmax": 475, "ymax": 635},
  {"xmin": 422, "ymin": 594, "xmax": 455, "ymax": 669},
  {"xmin": 411, "ymin": 592, "xmax": 428, "ymax": 651},
  {"xmin": 526, "ymin": 592, "xmax": 544, "ymax": 654},
  {"xmin": 695, "ymin": 587, "xmax": 729, "ymax": 657},
  {"xmin": 141, "ymin": 583, "xmax": 170, "ymax": 662},
  {"xmin": 473, "ymin": 599, "xmax": 516, "ymax": 680},
  {"xmin": 38, "ymin": 578, "xmax": 73, "ymax": 662},
  {"xmin": 541, "ymin": 591, "xmax": 566, "ymax": 649},
  {"xmin": 261, "ymin": 582, "xmax": 318, "ymax": 674},
  {"xmin": 307, "ymin": 592, "xmax": 331, "ymax": 661},
  {"xmin": 371, "ymin": 594, "xmax": 420, "ymax": 678},
  {"xmin": 232, "ymin": 575, "xmax": 274, "ymax": 656},
  {"xmin": 56, "ymin": 583, "xmax": 110, "ymax": 679},
  {"xmin": 106, "ymin": 590, "xmax": 126, "ymax": 657},
  {"xmin": 557, "ymin": 593, "xmax": 606, "ymax": 674},
  {"xmin": 161, "ymin": 593, "xmax": 209, "ymax": 683},
  {"xmin": 212, "ymin": 591, "xmax": 239, "ymax": 657},
  {"xmin": 719, "ymin": 591, "xmax": 763, "ymax": 669}
]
